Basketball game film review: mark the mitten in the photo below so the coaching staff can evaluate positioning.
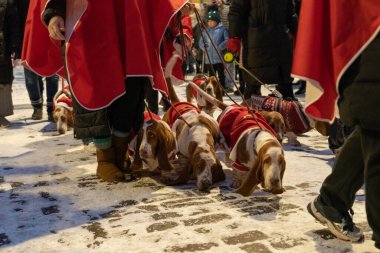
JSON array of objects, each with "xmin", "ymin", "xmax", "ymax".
[{"xmin": 227, "ymin": 37, "xmax": 241, "ymax": 54}]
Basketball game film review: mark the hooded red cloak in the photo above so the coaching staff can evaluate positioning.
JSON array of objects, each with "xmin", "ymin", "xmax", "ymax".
[
  {"xmin": 291, "ymin": 1, "xmax": 380, "ymax": 122},
  {"xmin": 22, "ymin": 0, "xmax": 189, "ymax": 110}
]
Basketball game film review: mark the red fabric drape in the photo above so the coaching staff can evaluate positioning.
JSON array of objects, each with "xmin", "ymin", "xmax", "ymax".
[
  {"xmin": 292, "ymin": 1, "xmax": 380, "ymax": 122},
  {"xmin": 22, "ymin": 0, "xmax": 188, "ymax": 110}
]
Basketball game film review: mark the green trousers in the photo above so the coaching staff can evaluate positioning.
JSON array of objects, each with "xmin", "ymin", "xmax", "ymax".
[{"xmin": 318, "ymin": 126, "xmax": 380, "ymax": 243}]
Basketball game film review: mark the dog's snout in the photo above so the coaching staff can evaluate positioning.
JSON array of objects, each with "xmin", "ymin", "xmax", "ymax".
[
  {"xmin": 270, "ymin": 178, "xmax": 280, "ymax": 186},
  {"xmin": 199, "ymin": 180, "xmax": 212, "ymax": 191},
  {"xmin": 206, "ymin": 87, "xmax": 213, "ymax": 93},
  {"xmin": 140, "ymin": 149, "xmax": 148, "ymax": 157}
]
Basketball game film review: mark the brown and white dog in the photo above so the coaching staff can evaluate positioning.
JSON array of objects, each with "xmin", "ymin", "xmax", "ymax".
[
  {"xmin": 52, "ymin": 87, "xmax": 74, "ymax": 135},
  {"xmin": 162, "ymin": 78, "xmax": 225, "ymax": 191},
  {"xmin": 189, "ymin": 82, "xmax": 286, "ymax": 196},
  {"xmin": 128, "ymin": 111, "xmax": 177, "ymax": 177},
  {"xmin": 186, "ymin": 74, "xmax": 223, "ymax": 115}
]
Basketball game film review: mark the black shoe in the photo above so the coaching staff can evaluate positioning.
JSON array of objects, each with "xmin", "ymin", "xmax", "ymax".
[
  {"xmin": 307, "ymin": 197, "xmax": 364, "ymax": 242},
  {"xmin": 32, "ymin": 107, "xmax": 43, "ymax": 120}
]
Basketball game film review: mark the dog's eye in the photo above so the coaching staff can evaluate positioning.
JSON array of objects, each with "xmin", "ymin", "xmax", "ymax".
[
  {"xmin": 148, "ymin": 132, "xmax": 155, "ymax": 139},
  {"xmin": 263, "ymin": 158, "xmax": 270, "ymax": 165}
]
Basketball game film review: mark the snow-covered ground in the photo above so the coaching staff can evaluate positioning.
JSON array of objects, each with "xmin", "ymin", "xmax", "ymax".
[{"xmin": 0, "ymin": 67, "xmax": 377, "ymax": 253}]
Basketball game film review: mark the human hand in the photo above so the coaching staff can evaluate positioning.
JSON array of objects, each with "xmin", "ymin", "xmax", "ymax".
[
  {"xmin": 227, "ymin": 37, "xmax": 241, "ymax": 54},
  {"xmin": 48, "ymin": 16, "xmax": 65, "ymax": 40}
]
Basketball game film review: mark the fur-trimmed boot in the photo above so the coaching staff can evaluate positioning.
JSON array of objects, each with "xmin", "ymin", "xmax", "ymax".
[
  {"xmin": 112, "ymin": 135, "xmax": 130, "ymax": 172},
  {"xmin": 96, "ymin": 147, "xmax": 125, "ymax": 182}
]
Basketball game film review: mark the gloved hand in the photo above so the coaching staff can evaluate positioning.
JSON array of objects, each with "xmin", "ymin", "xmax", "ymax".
[{"xmin": 227, "ymin": 37, "xmax": 241, "ymax": 54}]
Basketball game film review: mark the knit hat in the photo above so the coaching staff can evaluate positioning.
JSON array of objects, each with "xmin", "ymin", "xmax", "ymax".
[{"xmin": 207, "ymin": 10, "xmax": 220, "ymax": 23}]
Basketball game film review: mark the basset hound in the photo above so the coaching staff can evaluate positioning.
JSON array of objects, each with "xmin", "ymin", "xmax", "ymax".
[
  {"xmin": 186, "ymin": 74, "xmax": 223, "ymax": 115},
  {"xmin": 162, "ymin": 77, "xmax": 225, "ymax": 191},
  {"xmin": 163, "ymin": 103, "xmax": 225, "ymax": 190},
  {"xmin": 189, "ymin": 82, "xmax": 286, "ymax": 196},
  {"xmin": 52, "ymin": 86, "xmax": 74, "ymax": 135},
  {"xmin": 128, "ymin": 111, "xmax": 177, "ymax": 178}
]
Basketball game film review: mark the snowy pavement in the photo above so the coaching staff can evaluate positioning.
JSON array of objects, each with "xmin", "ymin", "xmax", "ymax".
[{"xmin": 0, "ymin": 67, "xmax": 377, "ymax": 253}]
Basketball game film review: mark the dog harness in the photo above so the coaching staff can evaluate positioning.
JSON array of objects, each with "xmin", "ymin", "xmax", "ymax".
[
  {"xmin": 167, "ymin": 102, "xmax": 201, "ymax": 127},
  {"xmin": 219, "ymin": 105, "xmax": 277, "ymax": 171},
  {"xmin": 53, "ymin": 86, "xmax": 73, "ymax": 111}
]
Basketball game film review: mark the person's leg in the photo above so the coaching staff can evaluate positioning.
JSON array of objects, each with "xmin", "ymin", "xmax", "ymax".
[
  {"xmin": 204, "ymin": 64, "xmax": 212, "ymax": 77},
  {"xmin": 295, "ymin": 80, "xmax": 306, "ymax": 95},
  {"xmin": 24, "ymin": 68, "xmax": 43, "ymax": 119},
  {"xmin": 0, "ymin": 84, "xmax": 13, "ymax": 127},
  {"xmin": 328, "ymin": 119, "xmax": 346, "ymax": 155},
  {"xmin": 234, "ymin": 66, "xmax": 246, "ymax": 95},
  {"xmin": 308, "ymin": 127, "xmax": 364, "ymax": 242},
  {"xmin": 243, "ymin": 83, "xmax": 261, "ymax": 99},
  {"xmin": 361, "ymin": 128, "xmax": 380, "ymax": 246},
  {"xmin": 187, "ymin": 51, "xmax": 195, "ymax": 73},
  {"xmin": 225, "ymin": 62, "xmax": 235, "ymax": 89},
  {"xmin": 144, "ymin": 82, "xmax": 159, "ymax": 114},
  {"xmin": 215, "ymin": 63, "xmax": 226, "ymax": 90},
  {"xmin": 107, "ymin": 77, "xmax": 146, "ymax": 173},
  {"xmin": 276, "ymin": 82, "xmax": 295, "ymax": 99},
  {"xmin": 45, "ymin": 75, "xmax": 59, "ymax": 120}
]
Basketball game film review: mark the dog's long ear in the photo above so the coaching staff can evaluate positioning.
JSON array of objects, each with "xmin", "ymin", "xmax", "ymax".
[
  {"xmin": 198, "ymin": 115, "xmax": 219, "ymax": 141},
  {"xmin": 235, "ymin": 155, "xmax": 263, "ymax": 197},
  {"xmin": 156, "ymin": 124, "xmax": 175, "ymax": 172},
  {"xmin": 68, "ymin": 111, "xmax": 74, "ymax": 128},
  {"xmin": 211, "ymin": 76, "xmax": 224, "ymax": 102},
  {"xmin": 211, "ymin": 159, "xmax": 225, "ymax": 183},
  {"xmin": 186, "ymin": 84, "xmax": 194, "ymax": 102}
]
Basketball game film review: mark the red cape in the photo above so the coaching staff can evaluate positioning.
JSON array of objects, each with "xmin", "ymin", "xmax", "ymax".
[
  {"xmin": 22, "ymin": 0, "xmax": 188, "ymax": 110},
  {"xmin": 291, "ymin": 1, "xmax": 380, "ymax": 122},
  {"xmin": 21, "ymin": 1, "xmax": 63, "ymax": 77}
]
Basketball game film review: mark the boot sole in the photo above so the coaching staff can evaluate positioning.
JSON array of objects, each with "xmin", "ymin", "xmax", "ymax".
[{"xmin": 307, "ymin": 201, "xmax": 364, "ymax": 243}]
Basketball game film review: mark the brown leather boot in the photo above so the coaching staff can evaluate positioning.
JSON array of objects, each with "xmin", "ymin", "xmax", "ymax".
[
  {"xmin": 112, "ymin": 135, "xmax": 130, "ymax": 172},
  {"xmin": 96, "ymin": 147, "xmax": 125, "ymax": 182}
]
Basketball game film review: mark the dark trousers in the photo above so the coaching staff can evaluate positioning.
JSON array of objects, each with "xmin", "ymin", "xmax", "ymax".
[
  {"xmin": 144, "ymin": 82, "xmax": 159, "ymax": 115},
  {"xmin": 243, "ymin": 83, "xmax": 261, "ymax": 99},
  {"xmin": 107, "ymin": 77, "xmax": 147, "ymax": 134},
  {"xmin": 318, "ymin": 127, "xmax": 380, "ymax": 243},
  {"xmin": 328, "ymin": 118, "xmax": 354, "ymax": 152},
  {"xmin": 72, "ymin": 77, "xmax": 146, "ymax": 139},
  {"xmin": 24, "ymin": 68, "xmax": 58, "ymax": 114},
  {"xmin": 205, "ymin": 63, "xmax": 226, "ymax": 89}
]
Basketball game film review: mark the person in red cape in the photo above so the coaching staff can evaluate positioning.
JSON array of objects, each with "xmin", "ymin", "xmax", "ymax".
[
  {"xmin": 292, "ymin": 1, "xmax": 380, "ymax": 248},
  {"xmin": 22, "ymin": 0, "xmax": 192, "ymax": 182}
]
